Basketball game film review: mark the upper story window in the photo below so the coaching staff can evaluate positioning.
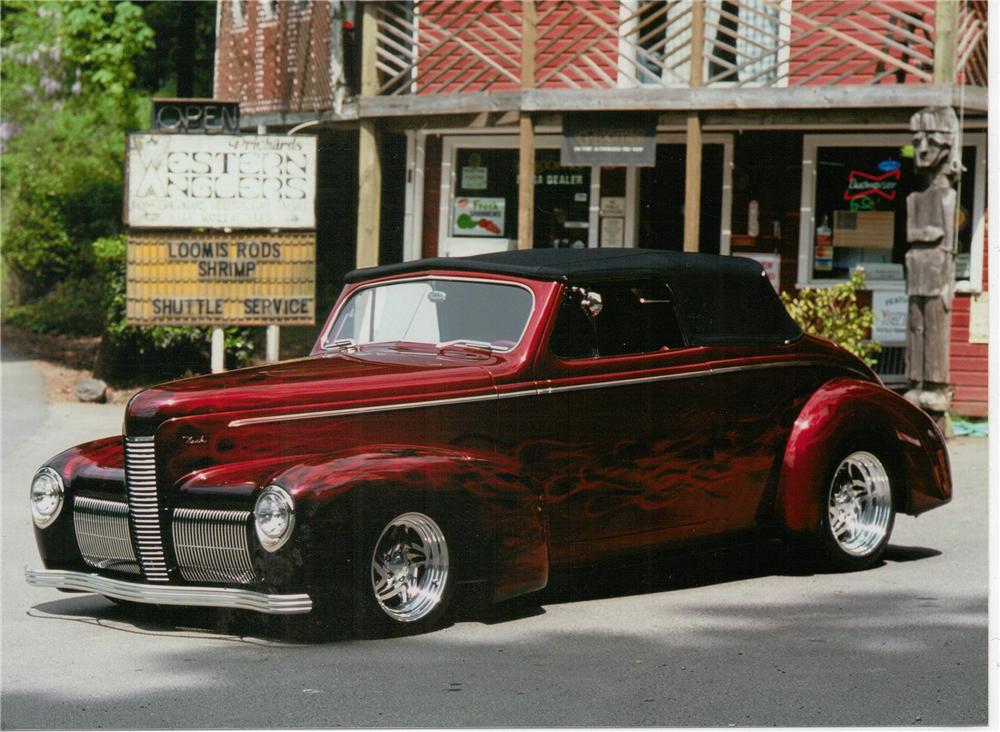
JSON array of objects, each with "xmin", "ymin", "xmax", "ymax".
[
  {"xmin": 550, "ymin": 282, "xmax": 686, "ymax": 360},
  {"xmin": 631, "ymin": 0, "xmax": 784, "ymax": 87},
  {"xmin": 231, "ymin": 0, "xmax": 247, "ymax": 29}
]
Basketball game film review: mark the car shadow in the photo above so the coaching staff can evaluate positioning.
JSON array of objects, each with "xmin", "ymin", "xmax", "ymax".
[
  {"xmin": 477, "ymin": 539, "xmax": 942, "ymax": 625},
  {"xmin": 27, "ymin": 539, "xmax": 941, "ymax": 642}
]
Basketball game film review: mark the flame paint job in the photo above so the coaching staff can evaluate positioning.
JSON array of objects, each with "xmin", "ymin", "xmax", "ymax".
[{"xmin": 33, "ymin": 267, "xmax": 952, "ymax": 613}]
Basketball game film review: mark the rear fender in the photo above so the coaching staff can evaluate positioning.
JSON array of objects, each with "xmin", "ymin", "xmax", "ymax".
[{"xmin": 777, "ymin": 378, "xmax": 952, "ymax": 535}]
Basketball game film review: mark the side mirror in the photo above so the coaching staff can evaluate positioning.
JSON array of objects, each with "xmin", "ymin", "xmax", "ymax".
[{"xmin": 570, "ymin": 287, "xmax": 603, "ymax": 318}]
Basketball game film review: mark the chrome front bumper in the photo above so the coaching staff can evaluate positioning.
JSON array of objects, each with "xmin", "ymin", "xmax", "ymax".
[{"xmin": 25, "ymin": 568, "xmax": 313, "ymax": 615}]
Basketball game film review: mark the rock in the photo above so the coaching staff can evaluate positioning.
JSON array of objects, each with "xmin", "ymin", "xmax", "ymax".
[
  {"xmin": 75, "ymin": 378, "xmax": 108, "ymax": 403},
  {"xmin": 918, "ymin": 387, "xmax": 953, "ymax": 413}
]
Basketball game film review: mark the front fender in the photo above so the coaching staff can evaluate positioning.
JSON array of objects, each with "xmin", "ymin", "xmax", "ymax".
[
  {"xmin": 34, "ymin": 436, "xmax": 124, "ymax": 570},
  {"xmin": 777, "ymin": 378, "xmax": 952, "ymax": 535},
  {"xmin": 231, "ymin": 446, "xmax": 549, "ymax": 604}
]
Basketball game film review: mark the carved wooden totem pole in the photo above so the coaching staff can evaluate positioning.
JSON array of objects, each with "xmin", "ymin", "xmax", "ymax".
[{"xmin": 904, "ymin": 106, "xmax": 961, "ymax": 417}]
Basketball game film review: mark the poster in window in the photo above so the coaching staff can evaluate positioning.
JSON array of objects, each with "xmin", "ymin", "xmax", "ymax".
[
  {"xmin": 833, "ymin": 210, "xmax": 895, "ymax": 249},
  {"xmin": 600, "ymin": 217, "xmax": 624, "ymax": 247},
  {"xmin": 872, "ymin": 291, "xmax": 908, "ymax": 343},
  {"xmin": 461, "ymin": 166, "xmax": 488, "ymax": 190},
  {"xmin": 452, "ymin": 197, "xmax": 506, "ymax": 238}
]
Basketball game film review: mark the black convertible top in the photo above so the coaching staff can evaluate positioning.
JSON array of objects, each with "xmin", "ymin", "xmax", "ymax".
[{"xmin": 345, "ymin": 249, "xmax": 802, "ymax": 346}]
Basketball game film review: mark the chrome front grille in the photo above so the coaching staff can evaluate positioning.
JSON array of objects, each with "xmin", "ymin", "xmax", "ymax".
[
  {"xmin": 124, "ymin": 437, "xmax": 169, "ymax": 582},
  {"xmin": 171, "ymin": 508, "xmax": 255, "ymax": 584},
  {"xmin": 73, "ymin": 497, "xmax": 141, "ymax": 575}
]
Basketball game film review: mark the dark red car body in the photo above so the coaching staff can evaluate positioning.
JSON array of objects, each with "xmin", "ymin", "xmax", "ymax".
[{"xmin": 28, "ymin": 249, "xmax": 952, "ymax": 626}]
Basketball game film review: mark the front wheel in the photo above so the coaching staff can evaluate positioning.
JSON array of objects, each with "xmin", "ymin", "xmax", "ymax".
[
  {"xmin": 816, "ymin": 450, "xmax": 895, "ymax": 571},
  {"xmin": 356, "ymin": 510, "xmax": 453, "ymax": 636}
]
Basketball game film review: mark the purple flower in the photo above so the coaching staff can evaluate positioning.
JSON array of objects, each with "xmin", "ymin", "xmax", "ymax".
[
  {"xmin": 39, "ymin": 75, "xmax": 61, "ymax": 96},
  {"xmin": 71, "ymin": 80, "xmax": 82, "ymax": 95},
  {"xmin": 0, "ymin": 121, "xmax": 20, "ymax": 153}
]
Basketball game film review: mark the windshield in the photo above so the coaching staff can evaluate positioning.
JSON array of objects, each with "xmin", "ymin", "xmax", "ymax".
[{"xmin": 325, "ymin": 278, "xmax": 534, "ymax": 351}]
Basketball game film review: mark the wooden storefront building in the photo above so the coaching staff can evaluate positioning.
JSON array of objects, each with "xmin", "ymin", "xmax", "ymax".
[{"xmin": 215, "ymin": 0, "xmax": 989, "ymax": 416}]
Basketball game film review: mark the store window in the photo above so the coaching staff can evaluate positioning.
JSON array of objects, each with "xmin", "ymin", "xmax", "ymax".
[
  {"xmin": 452, "ymin": 148, "xmax": 519, "ymax": 240},
  {"xmin": 799, "ymin": 133, "xmax": 986, "ymax": 290},
  {"xmin": 534, "ymin": 149, "xmax": 591, "ymax": 249},
  {"xmin": 440, "ymin": 138, "xmax": 593, "ymax": 256}
]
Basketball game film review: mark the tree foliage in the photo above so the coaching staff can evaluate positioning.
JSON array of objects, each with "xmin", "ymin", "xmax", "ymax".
[
  {"xmin": 1, "ymin": 1, "xmax": 154, "ymax": 295},
  {"xmin": 781, "ymin": 270, "xmax": 881, "ymax": 367}
]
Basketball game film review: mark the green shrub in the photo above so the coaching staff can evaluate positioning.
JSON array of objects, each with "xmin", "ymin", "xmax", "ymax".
[
  {"xmin": 781, "ymin": 269, "xmax": 881, "ymax": 367},
  {"xmin": 3, "ymin": 275, "xmax": 106, "ymax": 335},
  {"xmin": 93, "ymin": 236, "xmax": 255, "ymax": 382}
]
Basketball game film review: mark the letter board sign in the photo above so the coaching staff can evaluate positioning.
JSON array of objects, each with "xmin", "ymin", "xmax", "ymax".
[{"xmin": 126, "ymin": 231, "xmax": 316, "ymax": 326}]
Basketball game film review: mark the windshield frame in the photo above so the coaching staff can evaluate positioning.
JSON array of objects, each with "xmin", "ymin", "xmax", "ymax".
[{"xmin": 319, "ymin": 274, "xmax": 537, "ymax": 353}]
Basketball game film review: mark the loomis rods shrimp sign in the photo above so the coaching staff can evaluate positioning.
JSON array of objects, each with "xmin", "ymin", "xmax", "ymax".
[{"xmin": 125, "ymin": 133, "xmax": 317, "ymax": 229}]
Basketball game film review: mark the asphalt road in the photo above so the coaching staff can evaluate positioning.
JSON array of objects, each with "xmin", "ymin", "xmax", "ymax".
[{"xmin": 1, "ymin": 345, "xmax": 989, "ymax": 728}]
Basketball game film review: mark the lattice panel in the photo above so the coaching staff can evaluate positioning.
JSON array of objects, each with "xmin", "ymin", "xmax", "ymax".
[
  {"xmin": 369, "ymin": 0, "xmax": 985, "ymax": 95},
  {"xmin": 536, "ymin": 0, "xmax": 691, "ymax": 89},
  {"xmin": 375, "ymin": 0, "xmax": 523, "ymax": 95},
  {"xmin": 956, "ymin": 0, "xmax": 988, "ymax": 87},
  {"xmin": 705, "ymin": 0, "xmax": 937, "ymax": 87}
]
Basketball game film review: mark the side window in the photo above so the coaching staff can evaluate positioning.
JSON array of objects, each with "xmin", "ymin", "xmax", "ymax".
[{"xmin": 550, "ymin": 282, "xmax": 686, "ymax": 359}]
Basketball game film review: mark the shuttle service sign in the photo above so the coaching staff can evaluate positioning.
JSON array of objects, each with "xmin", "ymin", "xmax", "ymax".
[
  {"xmin": 126, "ymin": 231, "xmax": 316, "ymax": 326},
  {"xmin": 125, "ymin": 133, "xmax": 317, "ymax": 229}
]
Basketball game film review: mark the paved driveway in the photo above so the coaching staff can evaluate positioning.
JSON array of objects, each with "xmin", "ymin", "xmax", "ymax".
[{"xmin": 1, "ymin": 347, "xmax": 989, "ymax": 728}]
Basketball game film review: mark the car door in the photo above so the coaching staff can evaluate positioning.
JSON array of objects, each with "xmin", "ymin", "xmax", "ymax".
[{"xmin": 500, "ymin": 280, "xmax": 721, "ymax": 566}]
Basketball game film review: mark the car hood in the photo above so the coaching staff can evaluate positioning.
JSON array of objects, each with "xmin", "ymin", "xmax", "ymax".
[{"xmin": 124, "ymin": 348, "xmax": 498, "ymax": 437}]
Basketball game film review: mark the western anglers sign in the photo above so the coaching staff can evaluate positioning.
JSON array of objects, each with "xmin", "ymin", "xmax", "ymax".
[{"xmin": 125, "ymin": 133, "xmax": 317, "ymax": 229}]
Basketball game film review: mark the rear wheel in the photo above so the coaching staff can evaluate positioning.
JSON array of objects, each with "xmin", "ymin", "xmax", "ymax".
[{"xmin": 816, "ymin": 450, "xmax": 895, "ymax": 570}]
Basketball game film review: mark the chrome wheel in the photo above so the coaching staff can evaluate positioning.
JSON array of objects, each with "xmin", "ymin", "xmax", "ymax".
[
  {"xmin": 827, "ymin": 451, "xmax": 892, "ymax": 557},
  {"xmin": 370, "ymin": 512, "xmax": 449, "ymax": 623}
]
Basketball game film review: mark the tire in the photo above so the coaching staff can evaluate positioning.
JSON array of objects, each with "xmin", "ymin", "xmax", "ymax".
[
  {"xmin": 815, "ymin": 449, "xmax": 895, "ymax": 571},
  {"xmin": 354, "ymin": 509, "xmax": 454, "ymax": 637}
]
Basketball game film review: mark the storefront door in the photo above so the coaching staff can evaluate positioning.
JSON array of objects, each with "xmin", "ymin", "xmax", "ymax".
[{"xmin": 638, "ymin": 142, "xmax": 728, "ymax": 254}]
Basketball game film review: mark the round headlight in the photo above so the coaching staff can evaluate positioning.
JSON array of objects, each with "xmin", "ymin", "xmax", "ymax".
[
  {"xmin": 254, "ymin": 484, "xmax": 295, "ymax": 552},
  {"xmin": 31, "ymin": 467, "xmax": 64, "ymax": 528}
]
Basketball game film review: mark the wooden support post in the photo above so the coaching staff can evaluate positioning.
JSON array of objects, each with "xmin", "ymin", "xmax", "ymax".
[
  {"xmin": 933, "ymin": 0, "xmax": 959, "ymax": 84},
  {"xmin": 356, "ymin": 2, "xmax": 381, "ymax": 269},
  {"xmin": 517, "ymin": 0, "xmax": 536, "ymax": 250},
  {"xmin": 683, "ymin": 0, "xmax": 705, "ymax": 253},
  {"xmin": 683, "ymin": 114, "xmax": 703, "ymax": 253}
]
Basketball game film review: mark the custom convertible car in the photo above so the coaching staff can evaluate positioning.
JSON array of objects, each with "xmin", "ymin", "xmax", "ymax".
[{"xmin": 27, "ymin": 249, "xmax": 951, "ymax": 635}]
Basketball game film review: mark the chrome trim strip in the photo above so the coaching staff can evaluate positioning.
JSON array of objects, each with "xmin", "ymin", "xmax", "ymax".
[
  {"xmin": 538, "ymin": 368, "xmax": 711, "ymax": 395},
  {"xmin": 24, "ymin": 568, "xmax": 313, "ymax": 615},
  {"xmin": 172, "ymin": 508, "xmax": 255, "ymax": 584},
  {"xmin": 228, "ymin": 361, "xmax": 868, "ymax": 427},
  {"xmin": 320, "ymin": 275, "xmax": 537, "ymax": 353},
  {"xmin": 710, "ymin": 360, "xmax": 872, "ymax": 381},
  {"xmin": 229, "ymin": 391, "xmax": 501, "ymax": 427}
]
